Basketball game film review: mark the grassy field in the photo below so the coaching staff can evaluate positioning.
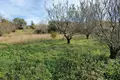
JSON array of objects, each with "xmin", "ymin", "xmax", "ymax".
[
  {"xmin": 0, "ymin": 30, "xmax": 119, "ymax": 80},
  {"xmin": 0, "ymin": 37, "xmax": 120, "ymax": 80}
]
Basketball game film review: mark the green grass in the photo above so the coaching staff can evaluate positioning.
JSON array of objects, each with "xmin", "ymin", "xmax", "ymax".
[
  {"xmin": 0, "ymin": 39, "xmax": 119, "ymax": 80},
  {"xmin": 12, "ymin": 29, "xmax": 34, "ymax": 35}
]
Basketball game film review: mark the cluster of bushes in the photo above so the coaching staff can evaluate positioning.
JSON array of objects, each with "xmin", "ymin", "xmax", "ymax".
[
  {"xmin": 32, "ymin": 21, "xmax": 59, "ymax": 39},
  {"xmin": 0, "ymin": 19, "xmax": 16, "ymax": 36},
  {"xmin": 50, "ymin": 32, "xmax": 57, "ymax": 39},
  {"xmin": 0, "ymin": 17, "xmax": 28, "ymax": 36},
  {"xmin": 33, "ymin": 21, "xmax": 58, "ymax": 33},
  {"xmin": 34, "ymin": 24, "xmax": 48, "ymax": 34},
  {"xmin": 33, "ymin": 23, "xmax": 58, "ymax": 39}
]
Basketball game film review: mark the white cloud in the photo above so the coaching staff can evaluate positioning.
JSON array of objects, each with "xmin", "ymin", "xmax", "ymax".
[
  {"xmin": 0, "ymin": 0, "xmax": 80, "ymax": 25},
  {"xmin": 10, "ymin": 0, "xmax": 26, "ymax": 6}
]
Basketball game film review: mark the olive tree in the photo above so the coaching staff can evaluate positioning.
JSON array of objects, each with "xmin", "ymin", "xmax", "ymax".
[
  {"xmin": 95, "ymin": 0, "xmax": 120, "ymax": 59},
  {"xmin": 80, "ymin": 0, "xmax": 97, "ymax": 39},
  {"xmin": 46, "ymin": 1, "xmax": 81, "ymax": 44}
]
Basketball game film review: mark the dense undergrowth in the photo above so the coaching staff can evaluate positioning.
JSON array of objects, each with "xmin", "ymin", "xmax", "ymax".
[{"xmin": 0, "ymin": 39, "xmax": 119, "ymax": 80}]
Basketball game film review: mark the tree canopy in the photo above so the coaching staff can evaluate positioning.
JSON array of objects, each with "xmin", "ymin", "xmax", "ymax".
[{"xmin": 13, "ymin": 18, "xmax": 27, "ymax": 29}]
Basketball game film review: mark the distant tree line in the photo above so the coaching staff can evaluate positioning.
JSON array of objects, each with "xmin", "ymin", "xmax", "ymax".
[
  {"xmin": 0, "ymin": 16, "xmax": 39, "ymax": 36},
  {"xmin": 0, "ymin": 16, "xmax": 27, "ymax": 35}
]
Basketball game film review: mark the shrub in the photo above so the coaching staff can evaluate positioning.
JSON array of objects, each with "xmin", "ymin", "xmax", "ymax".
[
  {"xmin": 48, "ymin": 21, "xmax": 58, "ymax": 33},
  {"xmin": 50, "ymin": 32, "xmax": 57, "ymax": 39},
  {"xmin": 0, "ymin": 21, "xmax": 16, "ymax": 36},
  {"xmin": 34, "ymin": 24, "xmax": 48, "ymax": 34}
]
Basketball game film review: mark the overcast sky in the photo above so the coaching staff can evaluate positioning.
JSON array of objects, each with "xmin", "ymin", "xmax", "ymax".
[{"xmin": 0, "ymin": 0, "xmax": 79, "ymax": 25}]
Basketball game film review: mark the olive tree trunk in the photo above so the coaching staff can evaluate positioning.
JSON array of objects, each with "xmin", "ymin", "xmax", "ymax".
[
  {"xmin": 109, "ymin": 46, "xmax": 119, "ymax": 59},
  {"xmin": 67, "ymin": 38, "xmax": 71, "ymax": 44},
  {"xmin": 86, "ymin": 34, "xmax": 90, "ymax": 39},
  {"xmin": 65, "ymin": 35, "xmax": 72, "ymax": 44}
]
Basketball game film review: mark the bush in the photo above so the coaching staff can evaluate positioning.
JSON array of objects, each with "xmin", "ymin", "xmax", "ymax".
[
  {"xmin": 34, "ymin": 24, "xmax": 48, "ymax": 34},
  {"xmin": 48, "ymin": 21, "xmax": 58, "ymax": 33},
  {"xmin": 50, "ymin": 32, "xmax": 57, "ymax": 39},
  {"xmin": 0, "ymin": 21, "xmax": 16, "ymax": 36}
]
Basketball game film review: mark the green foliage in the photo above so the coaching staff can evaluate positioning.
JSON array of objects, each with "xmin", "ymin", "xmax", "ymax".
[
  {"xmin": 48, "ymin": 21, "xmax": 58, "ymax": 33},
  {"xmin": 50, "ymin": 32, "xmax": 57, "ymax": 39},
  {"xmin": 13, "ymin": 18, "xmax": 27, "ymax": 29},
  {"xmin": 30, "ymin": 21, "xmax": 35, "ymax": 29},
  {"xmin": 103, "ymin": 59, "xmax": 120, "ymax": 80},
  {"xmin": 0, "ymin": 39, "xmax": 119, "ymax": 80}
]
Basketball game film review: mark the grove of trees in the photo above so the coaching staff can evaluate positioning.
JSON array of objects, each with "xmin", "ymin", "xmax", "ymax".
[
  {"xmin": 46, "ymin": 0, "xmax": 120, "ymax": 59},
  {"xmin": 0, "ymin": 0, "xmax": 120, "ymax": 59},
  {"xmin": 0, "ymin": 0, "xmax": 120, "ymax": 80}
]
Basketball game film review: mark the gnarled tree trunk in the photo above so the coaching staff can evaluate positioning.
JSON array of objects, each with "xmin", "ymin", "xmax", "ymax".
[
  {"xmin": 109, "ymin": 49, "xmax": 117, "ymax": 59},
  {"xmin": 109, "ymin": 46, "xmax": 119, "ymax": 59},
  {"xmin": 67, "ymin": 38, "xmax": 71, "ymax": 44},
  {"xmin": 64, "ymin": 35, "xmax": 72, "ymax": 44},
  {"xmin": 86, "ymin": 34, "xmax": 90, "ymax": 39}
]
